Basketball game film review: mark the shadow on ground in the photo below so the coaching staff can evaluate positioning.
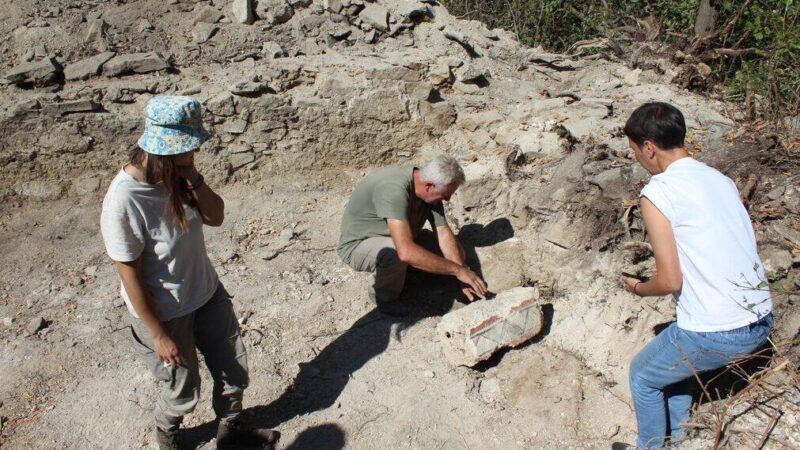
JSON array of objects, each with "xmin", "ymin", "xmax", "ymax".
[{"xmin": 182, "ymin": 219, "xmax": 515, "ymax": 448}]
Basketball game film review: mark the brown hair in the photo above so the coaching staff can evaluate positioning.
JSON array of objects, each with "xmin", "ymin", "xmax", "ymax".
[{"xmin": 130, "ymin": 148, "xmax": 195, "ymax": 230}]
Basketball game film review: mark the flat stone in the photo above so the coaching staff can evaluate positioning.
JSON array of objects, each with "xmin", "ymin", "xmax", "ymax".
[
  {"xmin": 4, "ymin": 57, "xmax": 61, "ymax": 85},
  {"xmin": 229, "ymin": 152, "xmax": 255, "ymax": 169},
  {"xmin": 232, "ymin": 0, "xmax": 255, "ymax": 24},
  {"xmin": 223, "ymin": 118, "xmax": 248, "ymax": 134},
  {"xmin": 453, "ymin": 81, "xmax": 481, "ymax": 95},
  {"xmin": 42, "ymin": 99, "xmax": 101, "ymax": 116},
  {"xmin": 85, "ymin": 19, "xmax": 109, "ymax": 50},
  {"xmin": 103, "ymin": 52, "xmax": 170, "ymax": 77},
  {"xmin": 428, "ymin": 63, "xmax": 451, "ymax": 85},
  {"xmin": 2, "ymin": 317, "xmax": 14, "ymax": 327},
  {"xmin": 766, "ymin": 186, "xmax": 786, "ymax": 202},
  {"xmin": 359, "ymin": 4, "xmax": 389, "ymax": 32},
  {"xmin": 455, "ymin": 63, "xmax": 488, "ymax": 83},
  {"xmin": 457, "ymin": 110, "xmax": 503, "ymax": 132},
  {"xmin": 300, "ymin": 15, "xmax": 327, "ymax": 31},
  {"xmin": 64, "ymin": 52, "xmax": 115, "ymax": 81},
  {"xmin": 324, "ymin": 0, "xmax": 344, "ymax": 14},
  {"xmin": 437, "ymin": 287, "xmax": 543, "ymax": 367},
  {"xmin": 190, "ymin": 22, "xmax": 217, "ymax": 43},
  {"xmin": 207, "ymin": 92, "xmax": 236, "ymax": 116},
  {"xmin": 15, "ymin": 181, "xmax": 64, "ymax": 200},
  {"xmin": 762, "ymin": 247, "xmax": 793, "ymax": 277}
]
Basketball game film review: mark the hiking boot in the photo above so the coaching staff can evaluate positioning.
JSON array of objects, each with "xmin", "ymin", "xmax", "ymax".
[
  {"xmin": 376, "ymin": 300, "xmax": 410, "ymax": 317},
  {"xmin": 155, "ymin": 428, "xmax": 180, "ymax": 450},
  {"xmin": 216, "ymin": 419, "xmax": 280, "ymax": 450},
  {"xmin": 611, "ymin": 443, "xmax": 634, "ymax": 450}
]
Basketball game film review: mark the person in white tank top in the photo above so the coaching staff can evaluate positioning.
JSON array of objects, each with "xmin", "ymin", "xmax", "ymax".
[{"xmin": 614, "ymin": 102, "xmax": 772, "ymax": 450}]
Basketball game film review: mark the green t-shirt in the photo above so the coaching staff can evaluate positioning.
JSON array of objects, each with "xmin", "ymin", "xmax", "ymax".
[{"xmin": 338, "ymin": 165, "xmax": 448, "ymax": 262}]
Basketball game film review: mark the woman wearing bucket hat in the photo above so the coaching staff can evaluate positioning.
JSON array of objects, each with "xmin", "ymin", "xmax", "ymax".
[{"xmin": 100, "ymin": 96, "xmax": 279, "ymax": 450}]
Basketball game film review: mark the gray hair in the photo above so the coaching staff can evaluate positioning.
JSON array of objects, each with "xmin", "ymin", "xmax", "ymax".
[{"xmin": 419, "ymin": 155, "xmax": 465, "ymax": 191}]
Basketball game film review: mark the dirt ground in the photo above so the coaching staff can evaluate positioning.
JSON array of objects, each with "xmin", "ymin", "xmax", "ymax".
[
  {"xmin": 0, "ymin": 0, "xmax": 798, "ymax": 449},
  {"xmin": 0, "ymin": 171, "xmax": 633, "ymax": 449}
]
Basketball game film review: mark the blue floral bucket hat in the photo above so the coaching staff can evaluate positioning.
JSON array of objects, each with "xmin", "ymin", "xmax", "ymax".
[{"xmin": 137, "ymin": 96, "xmax": 210, "ymax": 155}]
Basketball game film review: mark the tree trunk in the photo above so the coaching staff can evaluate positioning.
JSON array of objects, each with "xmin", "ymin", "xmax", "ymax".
[{"xmin": 694, "ymin": 0, "xmax": 717, "ymax": 37}]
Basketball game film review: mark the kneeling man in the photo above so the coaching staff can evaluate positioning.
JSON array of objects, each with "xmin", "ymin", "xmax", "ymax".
[{"xmin": 338, "ymin": 155, "xmax": 488, "ymax": 316}]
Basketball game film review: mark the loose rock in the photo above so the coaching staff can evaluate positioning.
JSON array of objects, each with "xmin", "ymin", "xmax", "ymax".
[
  {"xmin": 359, "ymin": 4, "xmax": 389, "ymax": 32},
  {"xmin": 232, "ymin": 0, "xmax": 255, "ymax": 24},
  {"xmin": 192, "ymin": 22, "xmax": 218, "ymax": 43},
  {"xmin": 27, "ymin": 317, "xmax": 47, "ymax": 335},
  {"xmin": 42, "ymin": 99, "xmax": 101, "ymax": 116}
]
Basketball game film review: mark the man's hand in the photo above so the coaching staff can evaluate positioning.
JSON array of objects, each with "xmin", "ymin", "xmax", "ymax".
[
  {"xmin": 455, "ymin": 266, "xmax": 488, "ymax": 300},
  {"xmin": 461, "ymin": 285, "xmax": 484, "ymax": 302},
  {"xmin": 153, "ymin": 333, "xmax": 183, "ymax": 367}
]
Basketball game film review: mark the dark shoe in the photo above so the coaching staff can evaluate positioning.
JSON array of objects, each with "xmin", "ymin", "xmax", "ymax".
[
  {"xmin": 611, "ymin": 443, "xmax": 634, "ymax": 450},
  {"xmin": 155, "ymin": 428, "xmax": 180, "ymax": 450},
  {"xmin": 376, "ymin": 301, "xmax": 411, "ymax": 317},
  {"xmin": 217, "ymin": 419, "xmax": 280, "ymax": 450}
]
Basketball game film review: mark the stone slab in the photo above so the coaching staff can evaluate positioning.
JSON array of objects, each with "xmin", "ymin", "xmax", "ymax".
[{"xmin": 437, "ymin": 287, "xmax": 542, "ymax": 367}]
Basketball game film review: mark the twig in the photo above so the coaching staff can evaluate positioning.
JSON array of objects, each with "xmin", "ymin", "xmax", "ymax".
[
  {"xmin": 739, "ymin": 174, "xmax": 758, "ymax": 205},
  {"xmin": 754, "ymin": 410, "xmax": 781, "ymax": 450},
  {"xmin": 454, "ymin": 427, "xmax": 472, "ymax": 450}
]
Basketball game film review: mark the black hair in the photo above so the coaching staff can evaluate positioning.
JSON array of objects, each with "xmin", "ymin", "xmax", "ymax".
[{"xmin": 623, "ymin": 102, "xmax": 686, "ymax": 150}]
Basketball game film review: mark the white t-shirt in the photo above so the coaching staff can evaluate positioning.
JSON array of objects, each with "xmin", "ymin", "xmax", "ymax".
[
  {"xmin": 100, "ymin": 169, "xmax": 218, "ymax": 321},
  {"xmin": 640, "ymin": 157, "xmax": 772, "ymax": 332}
]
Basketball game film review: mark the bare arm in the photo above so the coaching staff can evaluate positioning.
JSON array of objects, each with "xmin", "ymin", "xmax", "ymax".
[
  {"xmin": 113, "ymin": 258, "xmax": 183, "ymax": 366},
  {"xmin": 388, "ymin": 219, "xmax": 487, "ymax": 298},
  {"xmin": 622, "ymin": 197, "xmax": 683, "ymax": 296},
  {"xmin": 436, "ymin": 224, "xmax": 466, "ymax": 265}
]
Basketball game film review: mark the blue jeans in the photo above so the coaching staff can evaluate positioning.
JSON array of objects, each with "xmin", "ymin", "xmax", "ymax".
[{"xmin": 629, "ymin": 314, "xmax": 772, "ymax": 449}]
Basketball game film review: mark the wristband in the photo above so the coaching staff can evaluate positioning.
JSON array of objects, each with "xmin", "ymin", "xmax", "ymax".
[{"xmin": 633, "ymin": 281, "xmax": 641, "ymax": 296}]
